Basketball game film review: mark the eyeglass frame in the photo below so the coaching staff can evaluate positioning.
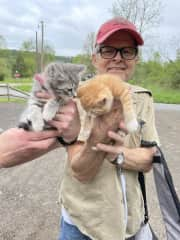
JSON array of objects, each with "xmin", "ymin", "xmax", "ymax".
[{"xmin": 95, "ymin": 45, "xmax": 138, "ymax": 60}]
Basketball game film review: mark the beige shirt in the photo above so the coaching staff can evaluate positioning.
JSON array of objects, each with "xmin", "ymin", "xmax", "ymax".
[{"xmin": 59, "ymin": 85, "xmax": 159, "ymax": 240}]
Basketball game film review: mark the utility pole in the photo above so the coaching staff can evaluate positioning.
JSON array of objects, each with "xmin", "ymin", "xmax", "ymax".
[
  {"xmin": 35, "ymin": 20, "xmax": 44, "ymax": 73},
  {"xmin": 35, "ymin": 31, "xmax": 40, "ymax": 73},
  {"xmin": 40, "ymin": 20, "xmax": 44, "ymax": 72}
]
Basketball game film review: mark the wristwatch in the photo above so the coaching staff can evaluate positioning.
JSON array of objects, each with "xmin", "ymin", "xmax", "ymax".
[
  {"xmin": 57, "ymin": 136, "xmax": 77, "ymax": 146},
  {"xmin": 111, "ymin": 152, "xmax": 125, "ymax": 166}
]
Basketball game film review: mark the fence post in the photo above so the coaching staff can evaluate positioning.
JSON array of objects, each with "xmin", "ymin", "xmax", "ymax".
[{"xmin": 7, "ymin": 83, "xmax": 10, "ymax": 102}]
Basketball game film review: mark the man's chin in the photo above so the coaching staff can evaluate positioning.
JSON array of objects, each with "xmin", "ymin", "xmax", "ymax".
[{"xmin": 107, "ymin": 70, "xmax": 127, "ymax": 80}]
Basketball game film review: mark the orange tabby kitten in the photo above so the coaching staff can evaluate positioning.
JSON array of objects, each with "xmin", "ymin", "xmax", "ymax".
[{"xmin": 77, "ymin": 73, "xmax": 138, "ymax": 132}]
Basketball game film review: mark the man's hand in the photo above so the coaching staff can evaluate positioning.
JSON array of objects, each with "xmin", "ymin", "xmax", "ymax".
[
  {"xmin": 0, "ymin": 128, "xmax": 59, "ymax": 168},
  {"xmin": 96, "ymin": 128, "xmax": 156, "ymax": 172},
  {"xmin": 36, "ymin": 91, "xmax": 81, "ymax": 142}
]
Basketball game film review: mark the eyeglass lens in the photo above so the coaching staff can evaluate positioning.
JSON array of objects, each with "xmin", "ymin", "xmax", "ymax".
[{"xmin": 99, "ymin": 46, "xmax": 137, "ymax": 60}]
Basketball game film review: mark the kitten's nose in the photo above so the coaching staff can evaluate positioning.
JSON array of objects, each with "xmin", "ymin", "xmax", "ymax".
[{"xmin": 68, "ymin": 89, "xmax": 73, "ymax": 93}]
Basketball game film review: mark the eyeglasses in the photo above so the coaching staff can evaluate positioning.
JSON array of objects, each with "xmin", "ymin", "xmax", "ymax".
[{"xmin": 97, "ymin": 46, "xmax": 138, "ymax": 60}]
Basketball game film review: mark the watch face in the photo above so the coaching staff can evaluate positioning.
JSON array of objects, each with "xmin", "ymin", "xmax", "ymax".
[{"xmin": 116, "ymin": 153, "xmax": 124, "ymax": 165}]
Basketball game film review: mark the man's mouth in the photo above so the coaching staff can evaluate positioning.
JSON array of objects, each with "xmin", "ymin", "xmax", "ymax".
[{"xmin": 107, "ymin": 67, "xmax": 126, "ymax": 71}]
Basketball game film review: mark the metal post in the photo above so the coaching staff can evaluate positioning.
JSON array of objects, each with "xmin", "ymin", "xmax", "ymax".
[
  {"xmin": 40, "ymin": 21, "xmax": 44, "ymax": 72},
  {"xmin": 35, "ymin": 31, "xmax": 40, "ymax": 73},
  {"xmin": 7, "ymin": 83, "xmax": 10, "ymax": 102}
]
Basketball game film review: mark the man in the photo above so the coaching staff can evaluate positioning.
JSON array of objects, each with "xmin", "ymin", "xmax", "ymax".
[{"xmin": 58, "ymin": 17, "xmax": 159, "ymax": 240}]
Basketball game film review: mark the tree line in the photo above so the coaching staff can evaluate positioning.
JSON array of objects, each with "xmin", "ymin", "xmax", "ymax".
[{"xmin": 0, "ymin": 48, "xmax": 71, "ymax": 81}]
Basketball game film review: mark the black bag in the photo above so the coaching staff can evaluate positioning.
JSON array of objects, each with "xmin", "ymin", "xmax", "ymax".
[
  {"xmin": 136, "ymin": 140, "xmax": 180, "ymax": 240},
  {"xmin": 133, "ymin": 170, "xmax": 158, "ymax": 240}
]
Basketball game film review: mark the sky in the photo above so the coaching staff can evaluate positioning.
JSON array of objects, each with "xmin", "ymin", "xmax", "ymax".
[{"xmin": 0, "ymin": 0, "xmax": 180, "ymax": 60}]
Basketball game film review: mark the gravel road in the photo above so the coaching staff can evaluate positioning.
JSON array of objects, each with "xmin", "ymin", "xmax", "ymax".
[{"xmin": 0, "ymin": 102, "xmax": 180, "ymax": 240}]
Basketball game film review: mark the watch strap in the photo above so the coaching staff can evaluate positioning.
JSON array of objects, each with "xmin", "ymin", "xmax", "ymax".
[{"xmin": 57, "ymin": 136, "xmax": 77, "ymax": 146}]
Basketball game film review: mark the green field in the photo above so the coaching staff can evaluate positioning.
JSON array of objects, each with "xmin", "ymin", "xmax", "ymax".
[
  {"xmin": 146, "ymin": 85, "xmax": 180, "ymax": 104},
  {"xmin": 3, "ymin": 77, "xmax": 32, "ymax": 83}
]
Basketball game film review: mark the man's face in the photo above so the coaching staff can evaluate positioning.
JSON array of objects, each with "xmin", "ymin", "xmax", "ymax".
[{"xmin": 92, "ymin": 30, "xmax": 138, "ymax": 81}]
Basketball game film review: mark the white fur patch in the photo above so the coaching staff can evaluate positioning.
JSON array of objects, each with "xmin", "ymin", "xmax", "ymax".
[
  {"xmin": 29, "ymin": 109, "xmax": 44, "ymax": 131},
  {"xmin": 43, "ymin": 99, "xmax": 59, "ymax": 122},
  {"xmin": 126, "ymin": 119, "xmax": 139, "ymax": 132}
]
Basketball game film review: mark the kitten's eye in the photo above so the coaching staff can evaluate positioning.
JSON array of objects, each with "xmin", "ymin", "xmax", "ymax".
[{"xmin": 98, "ymin": 98, "xmax": 107, "ymax": 105}]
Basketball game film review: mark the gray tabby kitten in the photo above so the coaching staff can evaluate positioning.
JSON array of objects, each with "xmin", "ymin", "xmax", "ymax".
[{"xmin": 19, "ymin": 62, "xmax": 85, "ymax": 131}]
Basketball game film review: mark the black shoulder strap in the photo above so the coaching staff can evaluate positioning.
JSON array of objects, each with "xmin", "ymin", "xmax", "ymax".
[
  {"xmin": 138, "ymin": 172, "xmax": 149, "ymax": 224},
  {"xmin": 138, "ymin": 140, "xmax": 159, "ymax": 224},
  {"xmin": 132, "ymin": 85, "xmax": 152, "ymax": 96}
]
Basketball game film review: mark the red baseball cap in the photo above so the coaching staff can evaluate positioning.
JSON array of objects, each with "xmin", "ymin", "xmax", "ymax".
[{"xmin": 95, "ymin": 17, "xmax": 144, "ymax": 46}]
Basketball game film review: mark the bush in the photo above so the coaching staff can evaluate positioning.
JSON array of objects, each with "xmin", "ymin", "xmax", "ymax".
[{"xmin": 0, "ymin": 73, "xmax": 5, "ymax": 81}]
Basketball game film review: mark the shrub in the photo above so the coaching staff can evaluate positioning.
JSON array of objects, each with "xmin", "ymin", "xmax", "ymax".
[{"xmin": 0, "ymin": 73, "xmax": 5, "ymax": 81}]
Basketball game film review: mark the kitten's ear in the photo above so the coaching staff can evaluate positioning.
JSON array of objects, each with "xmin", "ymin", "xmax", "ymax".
[
  {"xmin": 45, "ymin": 62, "xmax": 56, "ymax": 76},
  {"xmin": 74, "ymin": 64, "xmax": 87, "ymax": 75}
]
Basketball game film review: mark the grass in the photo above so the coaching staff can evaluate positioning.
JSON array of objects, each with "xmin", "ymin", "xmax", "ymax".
[
  {"xmin": 147, "ymin": 85, "xmax": 180, "ymax": 104},
  {"xmin": 138, "ymin": 84, "xmax": 180, "ymax": 104},
  {"xmin": 2, "ymin": 77, "xmax": 32, "ymax": 83},
  {"xmin": 14, "ymin": 85, "xmax": 32, "ymax": 92},
  {"xmin": 0, "ymin": 98, "xmax": 27, "ymax": 103}
]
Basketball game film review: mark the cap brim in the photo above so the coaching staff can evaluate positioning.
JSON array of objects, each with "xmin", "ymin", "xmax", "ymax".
[{"xmin": 96, "ymin": 27, "xmax": 144, "ymax": 46}]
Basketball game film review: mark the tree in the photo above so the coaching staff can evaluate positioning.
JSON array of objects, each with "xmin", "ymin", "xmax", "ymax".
[
  {"xmin": 0, "ymin": 58, "xmax": 9, "ymax": 81},
  {"xmin": 43, "ymin": 44, "xmax": 56, "ymax": 65},
  {"xmin": 21, "ymin": 39, "xmax": 35, "ymax": 51},
  {"xmin": 176, "ymin": 49, "xmax": 180, "ymax": 61},
  {"xmin": 20, "ymin": 39, "xmax": 55, "ymax": 72},
  {"xmin": 83, "ymin": 32, "xmax": 95, "ymax": 56},
  {"xmin": 72, "ymin": 54, "xmax": 95, "ymax": 75},
  {"xmin": 0, "ymin": 35, "xmax": 7, "ymax": 49},
  {"xmin": 82, "ymin": 32, "xmax": 96, "ymax": 74},
  {"xmin": 12, "ymin": 53, "xmax": 26, "ymax": 77},
  {"xmin": 110, "ymin": 0, "xmax": 162, "ymax": 34}
]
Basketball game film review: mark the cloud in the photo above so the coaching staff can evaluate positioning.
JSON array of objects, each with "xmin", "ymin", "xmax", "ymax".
[{"xmin": 0, "ymin": 0, "xmax": 179, "ymax": 58}]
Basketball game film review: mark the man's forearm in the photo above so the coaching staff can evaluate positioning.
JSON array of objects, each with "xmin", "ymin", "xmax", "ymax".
[
  {"xmin": 122, "ymin": 146, "xmax": 157, "ymax": 172},
  {"xmin": 68, "ymin": 105, "xmax": 123, "ymax": 182},
  {"xmin": 68, "ymin": 136, "xmax": 107, "ymax": 182}
]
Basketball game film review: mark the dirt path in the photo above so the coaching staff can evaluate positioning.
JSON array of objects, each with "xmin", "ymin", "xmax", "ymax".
[{"xmin": 0, "ymin": 103, "xmax": 180, "ymax": 240}]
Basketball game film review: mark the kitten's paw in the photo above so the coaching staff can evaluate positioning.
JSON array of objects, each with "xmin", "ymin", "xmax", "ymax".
[
  {"xmin": 43, "ymin": 100, "xmax": 59, "ymax": 122},
  {"xmin": 43, "ymin": 110, "xmax": 56, "ymax": 122},
  {"xmin": 30, "ymin": 113, "xmax": 44, "ymax": 131},
  {"xmin": 32, "ymin": 119, "xmax": 44, "ymax": 131},
  {"xmin": 126, "ymin": 119, "xmax": 139, "ymax": 132}
]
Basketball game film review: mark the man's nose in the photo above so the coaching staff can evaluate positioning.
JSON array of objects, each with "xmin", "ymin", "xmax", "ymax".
[{"xmin": 114, "ymin": 50, "xmax": 123, "ymax": 60}]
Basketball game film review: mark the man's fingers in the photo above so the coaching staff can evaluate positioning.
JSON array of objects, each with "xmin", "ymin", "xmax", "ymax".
[
  {"xmin": 119, "ymin": 120, "xmax": 128, "ymax": 135},
  {"xmin": 35, "ymin": 91, "xmax": 52, "ymax": 99},
  {"xmin": 27, "ymin": 130, "xmax": 59, "ymax": 141},
  {"xmin": 53, "ymin": 113, "xmax": 71, "ymax": 122},
  {"xmin": 48, "ymin": 119, "xmax": 68, "ymax": 131},
  {"xmin": 30, "ymin": 138, "xmax": 58, "ymax": 150},
  {"xmin": 108, "ymin": 131, "xmax": 124, "ymax": 144},
  {"xmin": 96, "ymin": 143, "xmax": 122, "ymax": 154}
]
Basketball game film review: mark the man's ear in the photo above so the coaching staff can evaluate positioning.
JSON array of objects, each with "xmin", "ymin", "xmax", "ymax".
[{"xmin": 135, "ymin": 55, "xmax": 139, "ymax": 64}]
